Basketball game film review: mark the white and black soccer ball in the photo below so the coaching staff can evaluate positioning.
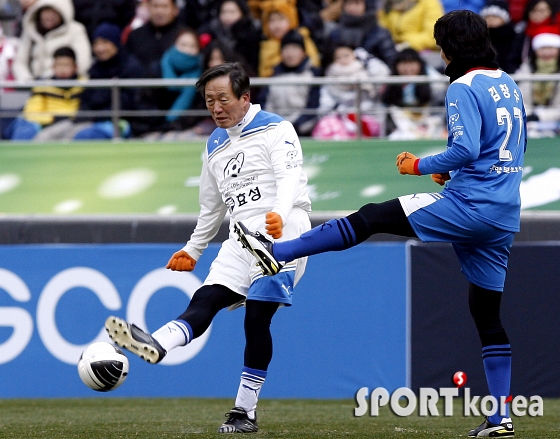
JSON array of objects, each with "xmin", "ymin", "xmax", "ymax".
[{"xmin": 78, "ymin": 342, "xmax": 129, "ymax": 392}]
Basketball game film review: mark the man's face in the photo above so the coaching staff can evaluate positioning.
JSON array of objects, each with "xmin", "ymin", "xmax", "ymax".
[
  {"xmin": 148, "ymin": 0, "xmax": 179, "ymax": 28},
  {"xmin": 204, "ymin": 76, "xmax": 250, "ymax": 129}
]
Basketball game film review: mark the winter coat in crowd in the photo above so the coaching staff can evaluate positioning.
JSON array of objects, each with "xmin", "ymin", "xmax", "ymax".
[
  {"xmin": 72, "ymin": 0, "xmax": 136, "ymax": 39},
  {"xmin": 327, "ymin": 9, "xmax": 397, "ymax": 67},
  {"xmin": 260, "ymin": 56, "xmax": 321, "ymax": 136},
  {"xmin": 378, "ymin": 0, "xmax": 444, "ymax": 51},
  {"xmin": 126, "ymin": 18, "xmax": 183, "ymax": 77},
  {"xmin": 160, "ymin": 46, "xmax": 202, "ymax": 123},
  {"xmin": 197, "ymin": 0, "xmax": 261, "ymax": 73},
  {"xmin": 76, "ymin": 49, "xmax": 145, "ymax": 123},
  {"xmin": 13, "ymin": 0, "xmax": 91, "ymax": 81}
]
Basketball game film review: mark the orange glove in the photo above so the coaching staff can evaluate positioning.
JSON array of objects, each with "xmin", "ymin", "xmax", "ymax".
[
  {"xmin": 396, "ymin": 152, "xmax": 421, "ymax": 175},
  {"xmin": 166, "ymin": 250, "xmax": 196, "ymax": 271},
  {"xmin": 431, "ymin": 172, "xmax": 450, "ymax": 186},
  {"xmin": 265, "ymin": 211, "xmax": 283, "ymax": 239}
]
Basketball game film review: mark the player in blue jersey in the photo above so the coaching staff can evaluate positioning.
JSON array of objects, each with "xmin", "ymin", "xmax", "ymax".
[{"xmin": 235, "ymin": 10, "xmax": 525, "ymax": 438}]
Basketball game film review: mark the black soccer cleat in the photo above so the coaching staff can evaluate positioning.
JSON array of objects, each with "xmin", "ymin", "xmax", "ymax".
[
  {"xmin": 105, "ymin": 316, "xmax": 166, "ymax": 364},
  {"xmin": 233, "ymin": 221, "xmax": 283, "ymax": 276},
  {"xmin": 218, "ymin": 407, "xmax": 258, "ymax": 433},
  {"xmin": 468, "ymin": 417, "xmax": 514, "ymax": 437}
]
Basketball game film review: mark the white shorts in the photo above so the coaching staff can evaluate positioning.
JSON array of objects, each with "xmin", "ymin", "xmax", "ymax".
[{"xmin": 203, "ymin": 207, "xmax": 311, "ymax": 305}]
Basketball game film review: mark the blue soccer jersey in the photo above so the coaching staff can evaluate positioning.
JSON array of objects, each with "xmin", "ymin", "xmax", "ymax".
[{"xmin": 418, "ymin": 69, "xmax": 527, "ymax": 232}]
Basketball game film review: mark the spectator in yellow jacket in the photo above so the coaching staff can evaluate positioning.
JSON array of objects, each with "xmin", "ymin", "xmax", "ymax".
[
  {"xmin": 378, "ymin": 0, "xmax": 444, "ymax": 52},
  {"xmin": 258, "ymin": 0, "xmax": 321, "ymax": 77},
  {"xmin": 5, "ymin": 46, "xmax": 83, "ymax": 141}
]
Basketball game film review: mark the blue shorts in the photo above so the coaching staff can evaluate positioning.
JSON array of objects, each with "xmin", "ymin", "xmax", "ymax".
[
  {"xmin": 248, "ymin": 271, "xmax": 296, "ymax": 305},
  {"xmin": 202, "ymin": 209, "xmax": 310, "ymax": 306},
  {"xmin": 399, "ymin": 193, "xmax": 514, "ymax": 291}
]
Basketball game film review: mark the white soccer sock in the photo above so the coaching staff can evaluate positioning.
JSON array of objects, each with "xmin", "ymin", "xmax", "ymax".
[
  {"xmin": 152, "ymin": 320, "xmax": 191, "ymax": 352},
  {"xmin": 234, "ymin": 368, "xmax": 266, "ymax": 420}
]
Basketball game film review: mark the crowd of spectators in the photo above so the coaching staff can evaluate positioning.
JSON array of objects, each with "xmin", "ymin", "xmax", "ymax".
[{"xmin": 0, "ymin": 0, "xmax": 559, "ymax": 140}]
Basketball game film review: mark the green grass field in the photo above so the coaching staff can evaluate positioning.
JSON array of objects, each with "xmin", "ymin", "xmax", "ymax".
[{"xmin": 0, "ymin": 397, "xmax": 557, "ymax": 438}]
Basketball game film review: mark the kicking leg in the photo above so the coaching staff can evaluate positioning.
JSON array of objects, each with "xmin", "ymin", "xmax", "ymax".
[
  {"xmin": 106, "ymin": 284, "xmax": 243, "ymax": 363},
  {"xmin": 236, "ymin": 199, "xmax": 416, "ymax": 273}
]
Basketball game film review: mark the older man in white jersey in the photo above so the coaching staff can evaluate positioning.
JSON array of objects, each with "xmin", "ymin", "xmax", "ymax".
[{"xmin": 105, "ymin": 62, "xmax": 311, "ymax": 433}]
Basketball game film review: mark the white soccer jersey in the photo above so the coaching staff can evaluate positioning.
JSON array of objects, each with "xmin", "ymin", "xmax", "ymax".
[{"xmin": 183, "ymin": 104, "xmax": 311, "ymax": 260}]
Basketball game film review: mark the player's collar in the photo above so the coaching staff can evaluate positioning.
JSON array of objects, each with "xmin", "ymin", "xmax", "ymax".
[
  {"xmin": 445, "ymin": 59, "xmax": 499, "ymax": 84},
  {"xmin": 227, "ymin": 104, "xmax": 261, "ymax": 136}
]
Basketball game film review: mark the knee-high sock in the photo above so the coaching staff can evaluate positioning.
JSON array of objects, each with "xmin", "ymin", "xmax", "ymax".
[
  {"xmin": 483, "ymin": 344, "xmax": 512, "ymax": 423},
  {"xmin": 236, "ymin": 300, "xmax": 277, "ymax": 419},
  {"xmin": 274, "ymin": 218, "xmax": 357, "ymax": 262},
  {"xmin": 469, "ymin": 283, "xmax": 511, "ymax": 424},
  {"xmin": 235, "ymin": 367, "xmax": 266, "ymax": 420},
  {"xmin": 273, "ymin": 200, "xmax": 415, "ymax": 263}
]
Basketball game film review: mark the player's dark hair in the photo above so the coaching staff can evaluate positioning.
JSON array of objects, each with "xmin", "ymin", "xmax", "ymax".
[
  {"xmin": 196, "ymin": 62, "xmax": 250, "ymax": 98},
  {"xmin": 434, "ymin": 10, "xmax": 496, "ymax": 64},
  {"xmin": 53, "ymin": 46, "xmax": 76, "ymax": 61}
]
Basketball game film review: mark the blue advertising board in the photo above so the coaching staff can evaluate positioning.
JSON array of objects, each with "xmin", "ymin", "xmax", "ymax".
[{"xmin": 0, "ymin": 243, "xmax": 409, "ymax": 399}]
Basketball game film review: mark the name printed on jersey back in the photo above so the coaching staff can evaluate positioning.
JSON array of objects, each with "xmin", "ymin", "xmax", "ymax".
[{"xmin": 448, "ymin": 72, "xmax": 525, "ymax": 177}]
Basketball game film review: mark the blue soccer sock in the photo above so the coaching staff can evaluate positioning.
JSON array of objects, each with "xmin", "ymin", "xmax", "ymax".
[
  {"xmin": 482, "ymin": 344, "xmax": 512, "ymax": 424},
  {"xmin": 274, "ymin": 218, "xmax": 358, "ymax": 262}
]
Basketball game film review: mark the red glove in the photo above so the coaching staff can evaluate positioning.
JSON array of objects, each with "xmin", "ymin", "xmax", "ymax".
[
  {"xmin": 166, "ymin": 250, "xmax": 196, "ymax": 271},
  {"xmin": 431, "ymin": 172, "xmax": 450, "ymax": 186},
  {"xmin": 265, "ymin": 211, "xmax": 283, "ymax": 239},
  {"xmin": 396, "ymin": 152, "xmax": 421, "ymax": 175}
]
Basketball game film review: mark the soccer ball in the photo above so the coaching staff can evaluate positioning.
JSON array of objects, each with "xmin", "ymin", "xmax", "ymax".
[{"xmin": 78, "ymin": 342, "xmax": 129, "ymax": 392}]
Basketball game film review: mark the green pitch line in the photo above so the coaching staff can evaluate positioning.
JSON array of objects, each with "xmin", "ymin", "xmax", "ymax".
[
  {"xmin": 0, "ymin": 397, "xmax": 557, "ymax": 439},
  {"xmin": 0, "ymin": 138, "xmax": 558, "ymax": 215}
]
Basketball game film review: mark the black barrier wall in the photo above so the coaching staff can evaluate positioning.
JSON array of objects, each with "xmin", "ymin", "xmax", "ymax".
[
  {"xmin": 410, "ymin": 242, "xmax": 560, "ymax": 397},
  {"xmin": 0, "ymin": 212, "xmax": 558, "ymax": 244}
]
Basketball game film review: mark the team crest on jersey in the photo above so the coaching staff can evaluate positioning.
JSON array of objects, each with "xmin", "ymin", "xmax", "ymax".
[
  {"xmin": 286, "ymin": 150, "xmax": 298, "ymax": 160},
  {"xmin": 449, "ymin": 113, "xmax": 460, "ymax": 127},
  {"xmin": 224, "ymin": 152, "xmax": 245, "ymax": 178}
]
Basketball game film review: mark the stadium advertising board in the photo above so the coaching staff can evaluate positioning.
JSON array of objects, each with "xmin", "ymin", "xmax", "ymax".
[{"xmin": 0, "ymin": 243, "xmax": 408, "ymax": 398}]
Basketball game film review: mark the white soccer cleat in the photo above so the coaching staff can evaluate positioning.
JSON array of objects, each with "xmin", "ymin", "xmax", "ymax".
[{"xmin": 105, "ymin": 316, "xmax": 166, "ymax": 364}]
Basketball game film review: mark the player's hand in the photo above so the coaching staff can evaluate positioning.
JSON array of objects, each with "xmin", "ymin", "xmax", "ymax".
[
  {"xmin": 265, "ymin": 211, "xmax": 283, "ymax": 239},
  {"xmin": 431, "ymin": 172, "xmax": 450, "ymax": 186},
  {"xmin": 396, "ymin": 152, "xmax": 420, "ymax": 175},
  {"xmin": 166, "ymin": 250, "xmax": 196, "ymax": 271}
]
